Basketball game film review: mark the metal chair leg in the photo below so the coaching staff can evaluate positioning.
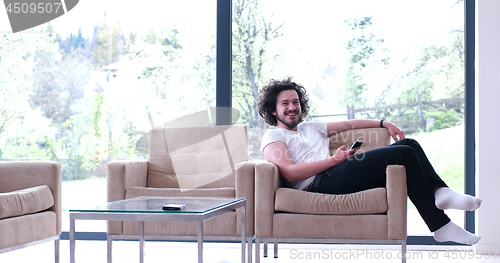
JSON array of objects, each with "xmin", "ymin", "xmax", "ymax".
[
  {"xmin": 107, "ymin": 235, "xmax": 113, "ymax": 263},
  {"xmin": 263, "ymin": 242, "xmax": 268, "ymax": 257},
  {"xmin": 54, "ymin": 238, "xmax": 60, "ymax": 263},
  {"xmin": 247, "ymin": 237, "xmax": 252, "ymax": 263},
  {"xmin": 401, "ymin": 239, "xmax": 407, "ymax": 263},
  {"xmin": 274, "ymin": 242, "xmax": 278, "ymax": 258},
  {"xmin": 255, "ymin": 238, "xmax": 260, "ymax": 263}
]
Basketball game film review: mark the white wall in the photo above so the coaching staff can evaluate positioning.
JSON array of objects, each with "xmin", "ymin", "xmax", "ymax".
[{"xmin": 475, "ymin": 0, "xmax": 500, "ymax": 253}]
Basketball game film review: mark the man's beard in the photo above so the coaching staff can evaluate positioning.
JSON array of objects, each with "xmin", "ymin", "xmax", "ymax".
[{"xmin": 276, "ymin": 110, "xmax": 302, "ymax": 129}]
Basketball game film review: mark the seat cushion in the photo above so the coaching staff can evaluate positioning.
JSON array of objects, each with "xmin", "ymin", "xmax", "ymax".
[
  {"xmin": 0, "ymin": 211, "xmax": 57, "ymax": 250},
  {"xmin": 273, "ymin": 213, "xmax": 388, "ymax": 239},
  {"xmin": 0, "ymin": 185, "xmax": 54, "ymax": 219},
  {"xmin": 124, "ymin": 187, "xmax": 236, "ymax": 199},
  {"xmin": 123, "ymin": 211, "xmax": 237, "ymax": 236},
  {"xmin": 275, "ymin": 187, "xmax": 388, "ymax": 215}
]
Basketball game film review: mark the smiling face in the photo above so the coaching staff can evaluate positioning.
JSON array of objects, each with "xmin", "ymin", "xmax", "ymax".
[{"xmin": 273, "ymin": 89, "xmax": 302, "ymax": 130}]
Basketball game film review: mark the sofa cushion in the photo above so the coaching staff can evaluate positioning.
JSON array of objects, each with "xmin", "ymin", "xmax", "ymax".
[
  {"xmin": 125, "ymin": 187, "xmax": 236, "ymax": 199},
  {"xmin": 273, "ymin": 213, "xmax": 388, "ymax": 239},
  {"xmin": 0, "ymin": 211, "xmax": 57, "ymax": 250},
  {"xmin": 0, "ymin": 185, "xmax": 54, "ymax": 219},
  {"xmin": 123, "ymin": 211, "xmax": 237, "ymax": 236},
  {"xmin": 275, "ymin": 187, "xmax": 388, "ymax": 215},
  {"xmin": 147, "ymin": 125, "xmax": 248, "ymax": 189}
]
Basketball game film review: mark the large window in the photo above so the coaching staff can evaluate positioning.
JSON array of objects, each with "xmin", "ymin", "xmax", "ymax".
[
  {"xmin": 1, "ymin": 0, "xmax": 471, "ymax": 241},
  {"xmin": 0, "ymin": 0, "xmax": 216, "ymax": 231},
  {"xmin": 231, "ymin": 0, "xmax": 466, "ymax": 236}
]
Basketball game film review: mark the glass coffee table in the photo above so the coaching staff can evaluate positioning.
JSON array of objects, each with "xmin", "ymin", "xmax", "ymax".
[{"xmin": 69, "ymin": 196, "xmax": 246, "ymax": 263}]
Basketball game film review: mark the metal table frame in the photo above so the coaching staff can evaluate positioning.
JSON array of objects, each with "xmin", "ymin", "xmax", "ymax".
[{"xmin": 70, "ymin": 198, "xmax": 246, "ymax": 263}]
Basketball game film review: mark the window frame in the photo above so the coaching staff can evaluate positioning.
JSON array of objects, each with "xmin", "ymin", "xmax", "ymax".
[
  {"xmin": 61, "ymin": 0, "xmax": 475, "ymax": 245},
  {"xmin": 216, "ymin": 0, "xmax": 476, "ymax": 246}
]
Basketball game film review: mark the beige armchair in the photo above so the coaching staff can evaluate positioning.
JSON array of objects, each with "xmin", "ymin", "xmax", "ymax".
[
  {"xmin": 106, "ymin": 125, "xmax": 255, "ymax": 261},
  {"xmin": 254, "ymin": 127, "xmax": 408, "ymax": 263},
  {"xmin": 0, "ymin": 161, "xmax": 62, "ymax": 263}
]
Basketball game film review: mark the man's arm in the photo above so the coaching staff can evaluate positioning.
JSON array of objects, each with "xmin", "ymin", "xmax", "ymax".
[
  {"xmin": 327, "ymin": 119, "xmax": 405, "ymax": 142},
  {"xmin": 262, "ymin": 141, "xmax": 357, "ymax": 183}
]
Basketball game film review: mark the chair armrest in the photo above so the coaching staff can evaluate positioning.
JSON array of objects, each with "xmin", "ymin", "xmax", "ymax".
[
  {"xmin": 254, "ymin": 161, "xmax": 281, "ymax": 238},
  {"xmin": 386, "ymin": 165, "xmax": 408, "ymax": 240},
  {"xmin": 106, "ymin": 160, "xmax": 148, "ymax": 203},
  {"xmin": 0, "ymin": 161, "xmax": 62, "ymax": 235},
  {"xmin": 235, "ymin": 161, "xmax": 256, "ymax": 236},
  {"xmin": 106, "ymin": 160, "xmax": 148, "ymax": 235}
]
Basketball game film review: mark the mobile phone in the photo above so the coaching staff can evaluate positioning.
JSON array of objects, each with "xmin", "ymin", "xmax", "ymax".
[
  {"xmin": 162, "ymin": 204, "xmax": 186, "ymax": 211},
  {"xmin": 349, "ymin": 140, "xmax": 363, "ymax": 150}
]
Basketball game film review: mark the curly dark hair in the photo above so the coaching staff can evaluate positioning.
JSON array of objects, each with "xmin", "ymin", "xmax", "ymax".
[{"xmin": 258, "ymin": 77, "xmax": 309, "ymax": 126}]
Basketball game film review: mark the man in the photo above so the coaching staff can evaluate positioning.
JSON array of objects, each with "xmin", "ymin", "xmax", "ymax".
[{"xmin": 258, "ymin": 77, "xmax": 482, "ymax": 245}]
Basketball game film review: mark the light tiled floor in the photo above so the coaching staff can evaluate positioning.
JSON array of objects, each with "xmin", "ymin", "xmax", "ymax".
[{"xmin": 2, "ymin": 240, "xmax": 500, "ymax": 263}]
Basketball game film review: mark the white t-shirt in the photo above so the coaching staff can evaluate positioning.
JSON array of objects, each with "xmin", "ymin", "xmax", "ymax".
[{"xmin": 260, "ymin": 121, "xmax": 330, "ymax": 190}]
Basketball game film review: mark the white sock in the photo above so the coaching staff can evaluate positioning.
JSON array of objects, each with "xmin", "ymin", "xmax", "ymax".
[
  {"xmin": 435, "ymin": 187, "xmax": 482, "ymax": 211},
  {"xmin": 434, "ymin": 221, "xmax": 481, "ymax": 245}
]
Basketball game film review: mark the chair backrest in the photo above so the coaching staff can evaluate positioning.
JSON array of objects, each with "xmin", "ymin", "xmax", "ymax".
[
  {"xmin": 147, "ymin": 125, "xmax": 248, "ymax": 189},
  {"xmin": 328, "ymin": 127, "xmax": 390, "ymax": 156}
]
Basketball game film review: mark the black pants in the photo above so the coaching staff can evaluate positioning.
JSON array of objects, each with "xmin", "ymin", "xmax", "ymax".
[{"xmin": 315, "ymin": 138, "xmax": 450, "ymax": 232}]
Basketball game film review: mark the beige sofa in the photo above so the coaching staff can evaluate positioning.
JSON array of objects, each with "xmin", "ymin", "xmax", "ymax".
[
  {"xmin": 254, "ymin": 127, "xmax": 408, "ymax": 263},
  {"xmin": 0, "ymin": 161, "xmax": 62, "ymax": 263},
  {"xmin": 107, "ymin": 125, "xmax": 255, "ymax": 261}
]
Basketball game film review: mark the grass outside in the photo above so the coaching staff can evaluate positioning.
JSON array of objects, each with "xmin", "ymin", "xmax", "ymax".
[
  {"xmin": 62, "ymin": 176, "xmax": 107, "ymax": 211},
  {"xmin": 408, "ymin": 125, "xmax": 465, "ymax": 209},
  {"xmin": 61, "ymin": 125, "xmax": 465, "ymax": 211}
]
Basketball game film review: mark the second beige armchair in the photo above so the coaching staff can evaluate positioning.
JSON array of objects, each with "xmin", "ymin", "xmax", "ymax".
[
  {"xmin": 254, "ymin": 127, "xmax": 408, "ymax": 263},
  {"xmin": 106, "ymin": 125, "xmax": 255, "ymax": 262},
  {"xmin": 0, "ymin": 161, "xmax": 62, "ymax": 263}
]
